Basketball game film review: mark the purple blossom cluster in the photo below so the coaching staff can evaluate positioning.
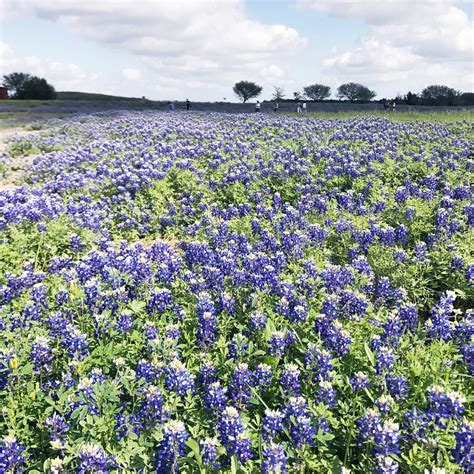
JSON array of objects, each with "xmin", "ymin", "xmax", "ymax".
[{"xmin": 0, "ymin": 111, "xmax": 471, "ymax": 473}]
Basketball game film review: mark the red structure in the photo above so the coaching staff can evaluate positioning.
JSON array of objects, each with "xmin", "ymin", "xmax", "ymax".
[{"xmin": 0, "ymin": 87, "xmax": 8, "ymax": 100}]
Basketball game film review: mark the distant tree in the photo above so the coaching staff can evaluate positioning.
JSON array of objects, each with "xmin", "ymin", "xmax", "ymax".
[
  {"xmin": 405, "ymin": 91, "xmax": 419, "ymax": 105},
  {"xmin": 233, "ymin": 81, "xmax": 262, "ymax": 103},
  {"xmin": 337, "ymin": 82, "xmax": 376, "ymax": 102},
  {"xmin": 2, "ymin": 72, "xmax": 31, "ymax": 98},
  {"xmin": 420, "ymin": 85, "xmax": 458, "ymax": 106},
  {"xmin": 2, "ymin": 72, "xmax": 56, "ymax": 100},
  {"xmin": 303, "ymin": 83, "xmax": 331, "ymax": 101},
  {"xmin": 293, "ymin": 91, "xmax": 303, "ymax": 101},
  {"xmin": 272, "ymin": 86, "xmax": 285, "ymax": 101},
  {"xmin": 458, "ymin": 92, "xmax": 474, "ymax": 106}
]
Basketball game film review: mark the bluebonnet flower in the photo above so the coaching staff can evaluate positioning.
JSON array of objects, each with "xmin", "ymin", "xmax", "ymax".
[
  {"xmin": 30, "ymin": 336, "xmax": 53, "ymax": 374},
  {"xmin": 386, "ymin": 375, "xmax": 409, "ymax": 399},
  {"xmin": 357, "ymin": 409, "xmax": 381, "ymax": 444},
  {"xmin": 381, "ymin": 313, "xmax": 403, "ymax": 346},
  {"xmin": 114, "ymin": 413, "xmax": 128, "ymax": 440},
  {"xmin": 451, "ymin": 255, "xmax": 464, "ymax": 271},
  {"xmin": 466, "ymin": 263, "xmax": 474, "ymax": 287},
  {"xmin": 228, "ymin": 333, "xmax": 249, "ymax": 360},
  {"xmin": 166, "ymin": 359, "xmax": 195, "ymax": 397},
  {"xmin": 77, "ymin": 443, "xmax": 109, "ymax": 474},
  {"xmin": 414, "ymin": 242, "xmax": 428, "ymax": 263},
  {"xmin": 0, "ymin": 436, "xmax": 26, "ymax": 473},
  {"xmin": 204, "ymin": 381, "xmax": 228, "ymax": 413},
  {"xmin": 247, "ymin": 311, "xmax": 267, "ymax": 333},
  {"xmin": 198, "ymin": 360, "xmax": 218, "ymax": 386},
  {"xmin": 263, "ymin": 409, "xmax": 284, "ymax": 441},
  {"xmin": 0, "ymin": 349, "xmax": 16, "ymax": 389},
  {"xmin": 147, "ymin": 288, "xmax": 172, "ymax": 314},
  {"xmin": 375, "ymin": 455, "xmax": 399, "ymax": 474},
  {"xmin": 375, "ymin": 394, "xmax": 394, "ymax": 414},
  {"xmin": 254, "ymin": 363, "xmax": 273, "ymax": 387},
  {"xmin": 324, "ymin": 321, "xmax": 351, "ymax": 357},
  {"xmin": 44, "ymin": 413, "xmax": 68, "ymax": 441},
  {"xmin": 451, "ymin": 421, "xmax": 473, "ymax": 472},
  {"xmin": 373, "ymin": 420, "xmax": 401, "ymax": 459},
  {"xmin": 218, "ymin": 407, "xmax": 253, "ymax": 463},
  {"xmin": 262, "ymin": 442, "xmax": 288, "ymax": 474},
  {"xmin": 284, "ymin": 397, "xmax": 315, "ymax": 448},
  {"xmin": 115, "ymin": 311, "xmax": 134, "ymax": 334},
  {"xmin": 398, "ymin": 303, "xmax": 418, "ymax": 329},
  {"xmin": 268, "ymin": 331, "xmax": 287, "ymax": 357},
  {"xmin": 280, "ymin": 363, "xmax": 301, "ymax": 396},
  {"xmin": 136, "ymin": 359, "xmax": 160, "ymax": 383},
  {"xmin": 461, "ymin": 344, "xmax": 473, "ymax": 375},
  {"xmin": 350, "ymin": 372, "xmax": 370, "ymax": 391},
  {"xmin": 69, "ymin": 233, "xmax": 84, "ymax": 252},
  {"xmin": 156, "ymin": 420, "xmax": 189, "ymax": 473},
  {"xmin": 197, "ymin": 309, "xmax": 217, "ymax": 347},
  {"xmin": 63, "ymin": 324, "xmax": 88, "ymax": 359},
  {"xmin": 316, "ymin": 380, "xmax": 336, "ymax": 406},
  {"xmin": 427, "ymin": 291, "xmax": 456, "ymax": 341},
  {"xmin": 229, "ymin": 362, "xmax": 252, "ymax": 407},
  {"xmin": 138, "ymin": 385, "xmax": 167, "ymax": 431},
  {"xmin": 304, "ymin": 344, "xmax": 333, "ymax": 381},
  {"xmin": 375, "ymin": 346, "xmax": 395, "ymax": 374},
  {"xmin": 426, "ymin": 385, "xmax": 465, "ymax": 427},
  {"xmin": 200, "ymin": 437, "xmax": 219, "ymax": 469}
]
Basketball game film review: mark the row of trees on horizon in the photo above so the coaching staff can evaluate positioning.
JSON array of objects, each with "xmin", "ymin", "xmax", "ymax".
[
  {"xmin": 234, "ymin": 81, "xmax": 474, "ymax": 106},
  {"xmin": 2, "ymin": 72, "xmax": 474, "ymax": 107}
]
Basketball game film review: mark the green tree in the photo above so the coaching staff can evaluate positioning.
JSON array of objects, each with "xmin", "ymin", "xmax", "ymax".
[
  {"xmin": 420, "ymin": 85, "xmax": 458, "ymax": 106},
  {"xmin": 2, "ymin": 72, "xmax": 56, "ymax": 100},
  {"xmin": 303, "ymin": 83, "xmax": 331, "ymax": 101},
  {"xmin": 405, "ymin": 91, "xmax": 419, "ymax": 105},
  {"xmin": 337, "ymin": 82, "xmax": 376, "ymax": 102},
  {"xmin": 233, "ymin": 81, "xmax": 262, "ymax": 103}
]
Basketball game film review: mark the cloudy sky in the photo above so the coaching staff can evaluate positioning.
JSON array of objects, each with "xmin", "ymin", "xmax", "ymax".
[{"xmin": 1, "ymin": 0, "xmax": 473, "ymax": 101}]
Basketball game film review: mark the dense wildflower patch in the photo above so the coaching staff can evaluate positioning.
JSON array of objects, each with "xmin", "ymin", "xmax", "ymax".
[{"xmin": 0, "ymin": 112, "xmax": 472, "ymax": 473}]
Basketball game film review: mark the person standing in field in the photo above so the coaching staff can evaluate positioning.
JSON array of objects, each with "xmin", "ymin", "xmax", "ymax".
[
  {"xmin": 296, "ymin": 102, "xmax": 302, "ymax": 113},
  {"xmin": 186, "ymin": 99, "xmax": 191, "ymax": 110},
  {"xmin": 273, "ymin": 101, "xmax": 279, "ymax": 112},
  {"xmin": 302, "ymin": 102, "xmax": 307, "ymax": 113},
  {"xmin": 255, "ymin": 101, "xmax": 261, "ymax": 112}
]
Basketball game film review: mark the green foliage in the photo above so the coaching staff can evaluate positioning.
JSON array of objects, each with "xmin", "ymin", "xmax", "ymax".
[
  {"xmin": 233, "ymin": 81, "xmax": 263, "ymax": 103},
  {"xmin": 337, "ymin": 82, "xmax": 377, "ymax": 102}
]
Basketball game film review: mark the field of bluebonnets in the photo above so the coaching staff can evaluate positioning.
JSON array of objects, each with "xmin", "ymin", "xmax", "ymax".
[{"xmin": 0, "ymin": 110, "xmax": 473, "ymax": 473}]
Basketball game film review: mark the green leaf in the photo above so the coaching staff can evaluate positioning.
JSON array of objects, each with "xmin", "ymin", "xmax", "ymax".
[{"xmin": 364, "ymin": 342, "xmax": 375, "ymax": 366}]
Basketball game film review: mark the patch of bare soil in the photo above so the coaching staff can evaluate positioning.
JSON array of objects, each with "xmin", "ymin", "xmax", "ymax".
[{"xmin": 0, "ymin": 127, "xmax": 45, "ymax": 190}]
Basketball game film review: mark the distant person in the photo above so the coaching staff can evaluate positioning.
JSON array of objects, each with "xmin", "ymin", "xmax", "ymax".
[
  {"xmin": 383, "ymin": 99, "xmax": 390, "ymax": 111},
  {"xmin": 273, "ymin": 101, "xmax": 279, "ymax": 112},
  {"xmin": 390, "ymin": 100, "xmax": 396, "ymax": 112},
  {"xmin": 168, "ymin": 102, "xmax": 175, "ymax": 111},
  {"xmin": 302, "ymin": 102, "xmax": 307, "ymax": 113},
  {"xmin": 296, "ymin": 102, "xmax": 302, "ymax": 113},
  {"xmin": 255, "ymin": 100, "xmax": 261, "ymax": 112},
  {"xmin": 186, "ymin": 99, "xmax": 191, "ymax": 110}
]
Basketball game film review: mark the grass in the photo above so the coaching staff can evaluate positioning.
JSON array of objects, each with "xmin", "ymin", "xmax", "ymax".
[{"xmin": 300, "ymin": 109, "xmax": 474, "ymax": 122}]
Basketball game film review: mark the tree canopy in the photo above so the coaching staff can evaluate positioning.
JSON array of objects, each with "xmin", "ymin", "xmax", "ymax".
[
  {"xmin": 3, "ymin": 72, "xmax": 56, "ymax": 100},
  {"xmin": 303, "ymin": 83, "xmax": 331, "ymax": 101},
  {"xmin": 337, "ymin": 82, "xmax": 376, "ymax": 102},
  {"xmin": 421, "ymin": 85, "xmax": 458, "ymax": 106},
  {"xmin": 233, "ymin": 81, "xmax": 262, "ymax": 103}
]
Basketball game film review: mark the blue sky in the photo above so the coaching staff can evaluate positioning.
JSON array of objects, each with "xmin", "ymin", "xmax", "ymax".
[{"xmin": 1, "ymin": 0, "xmax": 473, "ymax": 101}]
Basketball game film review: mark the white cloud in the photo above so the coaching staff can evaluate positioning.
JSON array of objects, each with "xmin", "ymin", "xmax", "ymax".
[
  {"xmin": 1, "ymin": 0, "xmax": 307, "ymax": 100},
  {"xmin": 299, "ymin": 0, "xmax": 473, "ymax": 96},
  {"xmin": 121, "ymin": 68, "xmax": 142, "ymax": 81},
  {"xmin": 0, "ymin": 41, "xmax": 101, "ymax": 92}
]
